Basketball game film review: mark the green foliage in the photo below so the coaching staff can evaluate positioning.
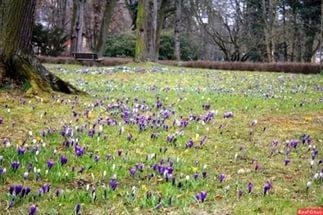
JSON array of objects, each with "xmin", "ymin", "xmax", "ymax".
[
  {"xmin": 105, "ymin": 33, "xmax": 198, "ymax": 61},
  {"xmin": 32, "ymin": 23, "xmax": 68, "ymax": 57},
  {"xmin": 104, "ymin": 34, "xmax": 136, "ymax": 57},
  {"xmin": 159, "ymin": 34, "xmax": 199, "ymax": 61}
]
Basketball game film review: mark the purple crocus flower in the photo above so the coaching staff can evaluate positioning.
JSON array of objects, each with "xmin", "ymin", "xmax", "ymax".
[
  {"xmin": 186, "ymin": 138, "xmax": 194, "ymax": 148},
  {"xmin": 218, "ymin": 173, "xmax": 225, "ymax": 182},
  {"xmin": 284, "ymin": 158, "xmax": 290, "ymax": 166},
  {"xmin": 0, "ymin": 117, "xmax": 3, "ymax": 124},
  {"xmin": 263, "ymin": 181, "xmax": 272, "ymax": 195},
  {"xmin": 193, "ymin": 173, "xmax": 199, "ymax": 180},
  {"xmin": 60, "ymin": 155, "xmax": 68, "ymax": 165},
  {"xmin": 136, "ymin": 163, "xmax": 144, "ymax": 171},
  {"xmin": 11, "ymin": 161, "xmax": 20, "ymax": 171},
  {"xmin": 74, "ymin": 145, "xmax": 85, "ymax": 157},
  {"xmin": 129, "ymin": 167, "xmax": 136, "ymax": 176},
  {"xmin": 75, "ymin": 204, "xmax": 81, "ymax": 215},
  {"xmin": 0, "ymin": 167, "xmax": 6, "ymax": 175},
  {"xmin": 41, "ymin": 183, "xmax": 50, "ymax": 193},
  {"xmin": 109, "ymin": 177, "xmax": 118, "ymax": 191},
  {"xmin": 14, "ymin": 184, "xmax": 23, "ymax": 195},
  {"xmin": 289, "ymin": 139, "xmax": 299, "ymax": 149},
  {"xmin": 47, "ymin": 160, "xmax": 54, "ymax": 169},
  {"xmin": 224, "ymin": 111, "xmax": 234, "ymax": 118},
  {"xmin": 195, "ymin": 191, "xmax": 207, "ymax": 203},
  {"xmin": 17, "ymin": 146, "xmax": 26, "ymax": 155},
  {"xmin": 247, "ymin": 182, "xmax": 253, "ymax": 193},
  {"xmin": 29, "ymin": 204, "xmax": 37, "ymax": 215}
]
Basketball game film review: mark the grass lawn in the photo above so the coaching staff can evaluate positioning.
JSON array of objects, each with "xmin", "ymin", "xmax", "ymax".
[{"xmin": 0, "ymin": 63, "xmax": 322, "ymax": 214}]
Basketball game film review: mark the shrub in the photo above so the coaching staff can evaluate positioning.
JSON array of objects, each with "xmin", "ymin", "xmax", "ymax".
[
  {"xmin": 104, "ymin": 33, "xmax": 199, "ymax": 61},
  {"xmin": 32, "ymin": 23, "xmax": 68, "ymax": 57},
  {"xmin": 104, "ymin": 34, "xmax": 136, "ymax": 57},
  {"xmin": 159, "ymin": 34, "xmax": 199, "ymax": 61},
  {"xmin": 160, "ymin": 61, "xmax": 321, "ymax": 74}
]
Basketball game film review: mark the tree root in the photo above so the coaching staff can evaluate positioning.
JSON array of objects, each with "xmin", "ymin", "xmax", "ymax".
[{"xmin": 5, "ymin": 54, "xmax": 86, "ymax": 95}]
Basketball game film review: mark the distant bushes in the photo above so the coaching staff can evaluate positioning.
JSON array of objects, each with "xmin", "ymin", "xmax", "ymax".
[
  {"xmin": 105, "ymin": 34, "xmax": 136, "ymax": 57},
  {"xmin": 162, "ymin": 61, "xmax": 321, "ymax": 74},
  {"xmin": 104, "ymin": 33, "xmax": 198, "ymax": 61},
  {"xmin": 32, "ymin": 23, "xmax": 68, "ymax": 57}
]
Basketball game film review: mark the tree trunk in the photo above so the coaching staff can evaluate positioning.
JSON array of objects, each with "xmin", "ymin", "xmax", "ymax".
[
  {"xmin": 76, "ymin": 0, "xmax": 86, "ymax": 53},
  {"xmin": 174, "ymin": 0, "xmax": 182, "ymax": 61},
  {"xmin": 0, "ymin": 0, "xmax": 82, "ymax": 94},
  {"xmin": 155, "ymin": 0, "xmax": 169, "ymax": 60},
  {"xmin": 95, "ymin": 0, "xmax": 117, "ymax": 57},
  {"xmin": 70, "ymin": 0, "xmax": 78, "ymax": 54},
  {"xmin": 147, "ymin": 0, "xmax": 158, "ymax": 61},
  {"xmin": 135, "ymin": 0, "xmax": 146, "ymax": 62},
  {"xmin": 135, "ymin": 0, "xmax": 158, "ymax": 62}
]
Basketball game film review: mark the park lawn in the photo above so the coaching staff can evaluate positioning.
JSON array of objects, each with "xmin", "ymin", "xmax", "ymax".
[{"xmin": 0, "ymin": 63, "xmax": 322, "ymax": 214}]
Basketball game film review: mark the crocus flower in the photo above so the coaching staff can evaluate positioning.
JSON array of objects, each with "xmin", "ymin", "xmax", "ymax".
[
  {"xmin": 29, "ymin": 204, "xmax": 37, "ymax": 215},
  {"xmin": 218, "ymin": 173, "xmax": 225, "ymax": 182},
  {"xmin": 14, "ymin": 184, "xmax": 23, "ymax": 195},
  {"xmin": 60, "ymin": 155, "xmax": 68, "ymax": 165},
  {"xmin": 75, "ymin": 204, "xmax": 81, "ymax": 215},
  {"xmin": 47, "ymin": 160, "xmax": 54, "ymax": 169},
  {"xmin": 94, "ymin": 155, "xmax": 100, "ymax": 162},
  {"xmin": 284, "ymin": 158, "xmax": 290, "ymax": 166},
  {"xmin": 193, "ymin": 173, "xmax": 199, "ymax": 180},
  {"xmin": 186, "ymin": 138, "xmax": 194, "ymax": 148},
  {"xmin": 0, "ymin": 117, "xmax": 3, "ymax": 124},
  {"xmin": 195, "ymin": 191, "xmax": 207, "ymax": 203},
  {"xmin": 74, "ymin": 145, "xmax": 85, "ymax": 157},
  {"xmin": 224, "ymin": 112, "xmax": 234, "ymax": 118},
  {"xmin": 263, "ymin": 181, "xmax": 272, "ymax": 195},
  {"xmin": 41, "ymin": 183, "xmax": 50, "ymax": 193},
  {"xmin": 109, "ymin": 177, "xmax": 118, "ymax": 191},
  {"xmin": 0, "ymin": 167, "xmax": 6, "ymax": 175},
  {"xmin": 135, "ymin": 163, "xmax": 144, "ymax": 171},
  {"xmin": 17, "ymin": 146, "xmax": 26, "ymax": 155},
  {"xmin": 129, "ymin": 167, "xmax": 136, "ymax": 176},
  {"xmin": 11, "ymin": 161, "xmax": 20, "ymax": 171}
]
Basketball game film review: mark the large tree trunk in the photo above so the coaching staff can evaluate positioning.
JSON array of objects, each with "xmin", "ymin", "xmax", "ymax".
[
  {"xmin": 155, "ymin": 0, "xmax": 169, "ymax": 60},
  {"xmin": 135, "ymin": 0, "xmax": 146, "ymax": 62},
  {"xmin": 174, "ymin": 0, "xmax": 182, "ymax": 61},
  {"xmin": 95, "ymin": 0, "xmax": 117, "ymax": 57},
  {"xmin": 0, "ymin": 0, "xmax": 82, "ymax": 94},
  {"xmin": 135, "ymin": 0, "xmax": 158, "ymax": 62},
  {"xmin": 70, "ymin": 0, "xmax": 78, "ymax": 54},
  {"xmin": 76, "ymin": 0, "xmax": 86, "ymax": 53}
]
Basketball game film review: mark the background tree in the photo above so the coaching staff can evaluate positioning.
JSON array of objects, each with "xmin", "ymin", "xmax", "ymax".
[{"xmin": 0, "ymin": 0, "xmax": 80, "ymax": 94}]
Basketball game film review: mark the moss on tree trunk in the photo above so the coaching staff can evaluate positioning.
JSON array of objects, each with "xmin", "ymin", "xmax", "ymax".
[{"xmin": 0, "ymin": 0, "xmax": 83, "ymax": 95}]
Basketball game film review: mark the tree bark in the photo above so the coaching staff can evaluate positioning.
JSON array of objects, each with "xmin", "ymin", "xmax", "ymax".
[
  {"xmin": 135, "ymin": 0, "xmax": 146, "ymax": 62},
  {"xmin": 76, "ymin": 0, "xmax": 86, "ymax": 53},
  {"xmin": 95, "ymin": 0, "xmax": 117, "ymax": 57},
  {"xmin": 155, "ymin": 0, "xmax": 170, "ymax": 60},
  {"xmin": 70, "ymin": 0, "xmax": 78, "ymax": 54},
  {"xmin": 135, "ymin": 0, "xmax": 158, "ymax": 62},
  {"xmin": 0, "ymin": 0, "xmax": 82, "ymax": 94},
  {"xmin": 174, "ymin": 0, "xmax": 182, "ymax": 61}
]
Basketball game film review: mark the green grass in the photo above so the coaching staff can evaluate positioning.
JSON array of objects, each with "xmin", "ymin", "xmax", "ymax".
[{"xmin": 0, "ymin": 63, "xmax": 322, "ymax": 214}]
